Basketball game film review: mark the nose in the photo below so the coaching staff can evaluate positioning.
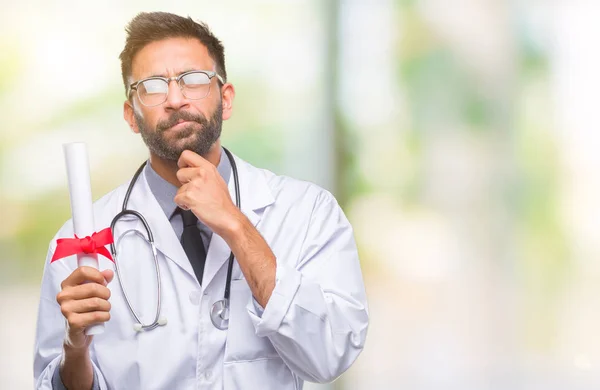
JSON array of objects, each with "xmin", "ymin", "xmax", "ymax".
[{"xmin": 164, "ymin": 79, "xmax": 190, "ymax": 110}]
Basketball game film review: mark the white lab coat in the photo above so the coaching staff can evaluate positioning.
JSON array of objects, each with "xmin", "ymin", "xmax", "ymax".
[{"xmin": 34, "ymin": 152, "xmax": 369, "ymax": 390}]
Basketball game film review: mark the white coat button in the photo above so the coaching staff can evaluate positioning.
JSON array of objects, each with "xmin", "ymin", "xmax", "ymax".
[
  {"xmin": 204, "ymin": 370, "xmax": 212, "ymax": 380},
  {"xmin": 189, "ymin": 291, "xmax": 201, "ymax": 305}
]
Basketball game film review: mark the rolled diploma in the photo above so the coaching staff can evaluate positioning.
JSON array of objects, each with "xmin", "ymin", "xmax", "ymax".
[{"xmin": 63, "ymin": 142, "xmax": 104, "ymax": 335}]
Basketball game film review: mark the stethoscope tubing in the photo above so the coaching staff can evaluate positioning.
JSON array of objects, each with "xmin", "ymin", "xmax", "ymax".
[{"xmin": 109, "ymin": 147, "xmax": 240, "ymax": 331}]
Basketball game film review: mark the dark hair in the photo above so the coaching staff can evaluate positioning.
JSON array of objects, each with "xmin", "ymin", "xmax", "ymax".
[{"xmin": 119, "ymin": 12, "xmax": 227, "ymax": 95}]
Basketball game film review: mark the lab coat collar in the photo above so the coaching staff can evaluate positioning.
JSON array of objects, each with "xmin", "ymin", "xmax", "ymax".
[{"xmin": 116, "ymin": 152, "xmax": 275, "ymax": 287}]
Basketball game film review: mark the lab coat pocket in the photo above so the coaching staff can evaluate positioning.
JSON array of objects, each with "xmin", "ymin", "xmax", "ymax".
[
  {"xmin": 224, "ymin": 278, "xmax": 279, "ymax": 362},
  {"xmin": 223, "ymin": 357, "xmax": 297, "ymax": 390}
]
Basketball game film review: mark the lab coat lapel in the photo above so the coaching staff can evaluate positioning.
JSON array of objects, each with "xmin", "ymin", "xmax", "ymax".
[
  {"xmin": 202, "ymin": 153, "xmax": 275, "ymax": 288},
  {"xmin": 124, "ymin": 168, "xmax": 198, "ymax": 282}
]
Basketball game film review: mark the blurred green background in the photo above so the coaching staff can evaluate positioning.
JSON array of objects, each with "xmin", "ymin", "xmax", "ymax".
[{"xmin": 2, "ymin": 0, "xmax": 600, "ymax": 388}]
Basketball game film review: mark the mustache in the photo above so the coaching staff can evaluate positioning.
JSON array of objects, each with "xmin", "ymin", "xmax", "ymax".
[{"xmin": 156, "ymin": 111, "xmax": 208, "ymax": 132}]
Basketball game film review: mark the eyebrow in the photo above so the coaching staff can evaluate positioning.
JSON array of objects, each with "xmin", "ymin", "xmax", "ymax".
[{"xmin": 144, "ymin": 68, "xmax": 200, "ymax": 79}]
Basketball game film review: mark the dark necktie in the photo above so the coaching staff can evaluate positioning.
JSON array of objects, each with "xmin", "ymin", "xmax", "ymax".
[{"xmin": 179, "ymin": 208, "xmax": 207, "ymax": 285}]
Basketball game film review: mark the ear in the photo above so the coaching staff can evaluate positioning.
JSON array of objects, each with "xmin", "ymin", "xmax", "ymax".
[
  {"xmin": 123, "ymin": 100, "xmax": 140, "ymax": 134},
  {"xmin": 220, "ymin": 83, "xmax": 235, "ymax": 121}
]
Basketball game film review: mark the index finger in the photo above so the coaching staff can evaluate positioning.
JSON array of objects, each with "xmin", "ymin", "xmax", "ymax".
[
  {"xmin": 176, "ymin": 167, "xmax": 200, "ymax": 185},
  {"xmin": 61, "ymin": 266, "xmax": 107, "ymax": 289},
  {"xmin": 177, "ymin": 150, "xmax": 209, "ymax": 169}
]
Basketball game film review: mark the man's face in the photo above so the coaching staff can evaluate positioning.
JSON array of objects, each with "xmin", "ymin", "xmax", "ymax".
[{"xmin": 126, "ymin": 37, "xmax": 224, "ymax": 160}]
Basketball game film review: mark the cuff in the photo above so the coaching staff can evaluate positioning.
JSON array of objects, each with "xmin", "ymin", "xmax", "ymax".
[
  {"xmin": 251, "ymin": 296, "xmax": 265, "ymax": 317},
  {"xmin": 247, "ymin": 262, "xmax": 302, "ymax": 337}
]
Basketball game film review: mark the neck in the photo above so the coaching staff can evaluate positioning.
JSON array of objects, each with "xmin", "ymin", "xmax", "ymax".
[{"xmin": 148, "ymin": 140, "xmax": 222, "ymax": 187}]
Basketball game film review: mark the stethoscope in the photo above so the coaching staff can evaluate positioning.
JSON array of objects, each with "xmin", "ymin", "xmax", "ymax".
[{"xmin": 109, "ymin": 147, "xmax": 240, "ymax": 332}]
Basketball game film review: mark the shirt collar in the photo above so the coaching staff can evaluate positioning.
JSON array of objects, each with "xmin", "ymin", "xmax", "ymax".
[{"xmin": 144, "ymin": 147, "xmax": 232, "ymax": 220}]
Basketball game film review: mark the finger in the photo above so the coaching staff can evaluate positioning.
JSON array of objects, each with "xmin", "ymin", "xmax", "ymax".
[
  {"xmin": 173, "ymin": 189, "xmax": 193, "ymax": 211},
  {"xmin": 61, "ymin": 266, "xmax": 107, "ymax": 289},
  {"xmin": 62, "ymin": 297, "xmax": 111, "ymax": 316},
  {"xmin": 176, "ymin": 167, "xmax": 202, "ymax": 185},
  {"xmin": 57, "ymin": 283, "xmax": 111, "ymax": 303},
  {"xmin": 66, "ymin": 311, "xmax": 111, "ymax": 331},
  {"xmin": 101, "ymin": 269, "xmax": 114, "ymax": 284},
  {"xmin": 177, "ymin": 150, "xmax": 208, "ymax": 169}
]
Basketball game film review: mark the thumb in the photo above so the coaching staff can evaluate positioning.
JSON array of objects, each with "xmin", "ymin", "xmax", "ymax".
[{"xmin": 101, "ymin": 269, "xmax": 115, "ymax": 285}]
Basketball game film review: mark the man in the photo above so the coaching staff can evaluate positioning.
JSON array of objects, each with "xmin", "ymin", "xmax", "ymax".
[{"xmin": 34, "ymin": 11, "xmax": 368, "ymax": 390}]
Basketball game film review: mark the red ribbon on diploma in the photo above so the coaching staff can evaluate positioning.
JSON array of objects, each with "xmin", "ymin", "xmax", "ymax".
[{"xmin": 51, "ymin": 228, "xmax": 115, "ymax": 263}]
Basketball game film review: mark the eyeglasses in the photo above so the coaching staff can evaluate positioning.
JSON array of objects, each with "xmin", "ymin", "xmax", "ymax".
[{"xmin": 128, "ymin": 70, "xmax": 224, "ymax": 107}]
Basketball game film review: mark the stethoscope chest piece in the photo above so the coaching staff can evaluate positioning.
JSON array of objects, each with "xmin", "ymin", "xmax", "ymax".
[{"xmin": 210, "ymin": 299, "xmax": 230, "ymax": 330}]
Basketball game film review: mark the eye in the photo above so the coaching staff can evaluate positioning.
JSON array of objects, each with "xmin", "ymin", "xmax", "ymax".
[
  {"xmin": 180, "ymin": 72, "xmax": 211, "ymax": 87},
  {"xmin": 139, "ymin": 79, "xmax": 168, "ymax": 95}
]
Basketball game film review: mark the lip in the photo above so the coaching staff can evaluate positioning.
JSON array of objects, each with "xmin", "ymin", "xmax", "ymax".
[{"xmin": 169, "ymin": 120, "xmax": 192, "ymax": 130}]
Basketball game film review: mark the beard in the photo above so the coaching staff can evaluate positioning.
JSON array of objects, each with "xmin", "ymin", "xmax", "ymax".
[{"xmin": 135, "ymin": 102, "xmax": 223, "ymax": 161}]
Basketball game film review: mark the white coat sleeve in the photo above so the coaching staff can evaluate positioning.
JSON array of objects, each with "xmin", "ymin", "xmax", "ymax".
[
  {"xmin": 246, "ymin": 190, "xmax": 369, "ymax": 383},
  {"xmin": 33, "ymin": 243, "xmax": 109, "ymax": 390}
]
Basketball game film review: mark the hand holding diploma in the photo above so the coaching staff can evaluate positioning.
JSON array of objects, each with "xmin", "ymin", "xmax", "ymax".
[{"xmin": 53, "ymin": 143, "xmax": 114, "ymax": 341}]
